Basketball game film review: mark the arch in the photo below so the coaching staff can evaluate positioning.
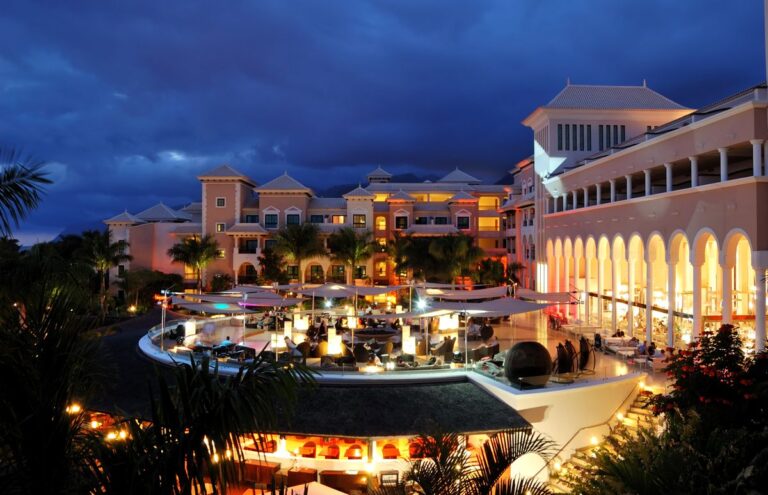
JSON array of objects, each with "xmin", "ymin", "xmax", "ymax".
[
  {"xmin": 611, "ymin": 235, "xmax": 626, "ymax": 262},
  {"xmin": 563, "ymin": 237, "xmax": 573, "ymax": 259},
  {"xmin": 690, "ymin": 227, "xmax": 719, "ymax": 266},
  {"xmin": 628, "ymin": 234, "xmax": 644, "ymax": 262},
  {"xmin": 722, "ymin": 228, "xmax": 754, "ymax": 267},
  {"xmin": 554, "ymin": 238, "xmax": 563, "ymax": 258},
  {"xmin": 585, "ymin": 236, "xmax": 597, "ymax": 259},
  {"xmin": 237, "ymin": 262, "xmax": 258, "ymax": 284},
  {"xmin": 545, "ymin": 239, "xmax": 554, "ymax": 260},
  {"xmin": 597, "ymin": 236, "xmax": 610, "ymax": 260},
  {"xmin": 305, "ymin": 261, "xmax": 326, "ymax": 284},
  {"xmin": 667, "ymin": 229, "xmax": 689, "ymax": 264}
]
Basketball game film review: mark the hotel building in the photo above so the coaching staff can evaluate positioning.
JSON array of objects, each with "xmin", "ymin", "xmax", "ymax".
[
  {"xmin": 513, "ymin": 81, "xmax": 768, "ymax": 351},
  {"xmin": 105, "ymin": 167, "xmax": 509, "ymax": 287}
]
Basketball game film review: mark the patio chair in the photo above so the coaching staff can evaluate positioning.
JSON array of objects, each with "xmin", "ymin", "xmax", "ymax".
[
  {"xmin": 487, "ymin": 342, "xmax": 500, "ymax": 358},
  {"xmin": 553, "ymin": 343, "xmax": 574, "ymax": 374},
  {"xmin": 564, "ymin": 340, "xmax": 579, "ymax": 371},
  {"xmin": 578, "ymin": 336, "xmax": 595, "ymax": 373},
  {"xmin": 353, "ymin": 344, "xmax": 369, "ymax": 363},
  {"xmin": 471, "ymin": 346, "xmax": 486, "ymax": 362},
  {"xmin": 442, "ymin": 337, "xmax": 456, "ymax": 361}
]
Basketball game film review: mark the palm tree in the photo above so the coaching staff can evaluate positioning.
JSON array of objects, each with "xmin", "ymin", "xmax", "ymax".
[
  {"xmin": 387, "ymin": 233, "xmax": 412, "ymax": 283},
  {"xmin": 428, "ymin": 235, "xmax": 483, "ymax": 286},
  {"xmin": 327, "ymin": 227, "xmax": 376, "ymax": 284},
  {"xmin": 475, "ymin": 259, "xmax": 506, "ymax": 286},
  {"xmin": 373, "ymin": 429, "xmax": 555, "ymax": 495},
  {"xmin": 272, "ymin": 223, "xmax": 326, "ymax": 284},
  {"xmin": 0, "ymin": 149, "xmax": 50, "ymax": 237},
  {"xmin": 81, "ymin": 229, "xmax": 132, "ymax": 319},
  {"xmin": 507, "ymin": 261, "xmax": 526, "ymax": 286},
  {"xmin": 167, "ymin": 234, "xmax": 219, "ymax": 292}
]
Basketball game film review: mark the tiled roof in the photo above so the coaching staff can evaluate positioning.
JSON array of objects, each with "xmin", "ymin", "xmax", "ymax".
[
  {"xmin": 438, "ymin": 168, "xmax": 482, "ymax": 184},
  {"xmin": 387, "ymin": 190, "xmax": 416, "ymax": 201},
  {"xmin": 544, "ymin": 84, "xmax": 687, "ymax": 110},
  {"xmin": 224, "ymin": 223, "xmax": 268, "ymax": 235},
  {"xmin": 343, "ymin": 185, "xmax": 375, "ymax": 198},
  {"xmin": 256, "ymin": 172, "xmax": 312, "ymax": 193},
  {"xmin": 169, "ymin": 223, "xmax": 202, "ymax": 235},
  {"xmin": 135, "ymin": 203, "xmax": 190, "ymax": 222},
  {"xmin": 197, "ymin": 164, "xmax": 252, "ymax": 180},
  {"xmin": 103, "ymin": 210, "xmax": 144, "ymax": 224},
  {"xmin": 366, "ymin": 166, "xmax": 392, "ymax": 178},
  {"xmin": 448, "ymin": 190, "xmax": 478, "ymax": 202}
]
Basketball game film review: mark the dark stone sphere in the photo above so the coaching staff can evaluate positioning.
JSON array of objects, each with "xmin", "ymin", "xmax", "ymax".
[{"xmin": 504, "ymin": 341, "xmax": 552, "ymax": 385}]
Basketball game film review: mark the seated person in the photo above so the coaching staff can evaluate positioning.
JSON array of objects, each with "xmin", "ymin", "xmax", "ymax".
[
  {"xmin": 593, "ymin": 333, "xmax": 602, "ymax": 350},
  {"xmin": 636, "ymin": 341, "xmax": 647, "ymax": 355},
  {"xmin": 218, "ymin": 336, "xmax": 233, "ymax": 347},
  {"xmin": 628, "ymin": 336, "xmax": 639, "ymax": 346},
  {"xmin": 284, "ymin": 336, "xmax": 302, "ymax": 357},
  {"xmin": 647, "ymin": 342, "xmax": 657, "ymax": 357}
]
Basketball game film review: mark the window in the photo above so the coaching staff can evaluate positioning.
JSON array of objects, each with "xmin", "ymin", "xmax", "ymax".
[
  {"xmin": 215, "ymin": 197, "xmax": 226, "ymax": 208},
  {"xmin": 310, "ymin": 214, "xmax": 324, "ymax": 224},
  {"xmin": 565, "ymin": 124, "xmax": 570, "ymax": 150},
  {"xmin": 264, "ymin": 239, "xmax": 276, "ymax": 250},
  {"xmin": 355, "ymin": 266, "xmax": 367, "ymax": 279},
  {"xmin": 216, "ymin": 223, "xmax": 226, "ymax": 233},
  {"xmin": 557, "ymin": 124, "xmax": 563, "ymax": 151},
  {"xmin": 331, "ymin": 215, "xmax": 345, "ymax": 224},
  {"xmin": 620, "ymin": 125, "xmax": 626, "ymax": 143},
  {"xmin": 395, "ymin": 216, "xmax": 408, "ymax": 230},
  {"xmin": 478, "ymin": 217, "xmax": 499, "ymax": 231},
  {"xmin": 587, "ymin": 125, "xmax": 592, "ymax": 151},
  {"xmin": 216, "ymin": 249, "xmax": 226, "ymax": 259},
  {"xmin": 240, "ymin": 239, "xmax": 258, "ymax": 253},
  {"xmin": 434, "ymin": 216, "xmax": 448, "ymax": 225},
  {"xmin": 286, "ymin": 265, "xmax": 299, "ymax": 279},
  {"xmin": 330, "ymin": 265, "xmax": 345, "ymax": 281},
  {"xmin": 605, "ymin": 126, "xmax": 611, "ymax": 149},
  {"xmin": 264, "ymin": 214, "xmax": 278, "ymax": 229},
  {"xmin": 376, "ymin": 216, "xmax": 387, "ymax": 230},
  {"xmin": 572, "ymin": 124, "xmax": 577, "ymax": 150},
  {"xmin": 287, "ymin": 214, "xmax": 300, "ymax": 225},
  {"xmin": 245, "ymin": 214, "xmax": 259, "ymax": 223},
  {"xmin": 598, "ymin": 125, "xmax": 604, "ymax": 151},
  {"xmin": 374, "ymin": 193, "xmax": 389, "ymax": 202},
  {"xmin": 478, "ymin": 196, "xmax": 499, "ymax": 210},
  {"xmin": 613, "ymin": 125, "xmax": 618, "ymax": 145},
  {"xmin": 415, "ymin": 216, "xmax": 428, "ymax": 225},
  {"xmin": 579, "ymin": 124, "xmax": 585, "ymax": 151},
  {"xmin": 428, "ymin": 193, "xmax": 452, "ymax": 202},
  {"xmin": 376, "ymin": 261, "xmax": 387, "ymax": 277},
  {"xmin": 457, "ymin": 216, "xmax": 470, "ymax": 230},
  {"xmin": 308, "ymin": 265, "xmax": 324, "ymax": 283},
  {"xmin": 118, "ymin": 264, "xmax": 125, "ymax": 276},
  {"xmin": 353, "ymin": 214, "xmax": 366, "ymax": 228}
]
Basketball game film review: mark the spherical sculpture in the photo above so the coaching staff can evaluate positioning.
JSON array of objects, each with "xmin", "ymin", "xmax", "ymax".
[{"xmin": 504, "ymin": 341, "xmax": 552, "ymax": 389}]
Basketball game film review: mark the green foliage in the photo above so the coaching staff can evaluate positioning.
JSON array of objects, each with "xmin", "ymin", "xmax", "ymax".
[
  {"xmin": 81, "ymin": 229, "xmax": 132, "ymax": 320},
  {"xmin": 474, "ymin": 259, "xmax": 506, "ymax": 286},
  {"xmin": 117, "ymin": 269, "xmax": 183, "ymax": 310},
  {"xmin": 506, "ymin": 261, "xmax": 525, "ymax": 285},
  {"xmin": 167, "ymin": 234, "xmax": 219, "ymax": 292},
  {"xmin": 0, "ymin": 149, "xmax": 50, "ymax": 237},
  {"xmin": 273, "ymin": 223, "xmax": 326, "ymax": 283},
  {"xmin": 258, "ymin": 248, "xmax": 288, "ymax": 284},
  {"xmin": 327, "ymin": 227, "xmax": 376, "ymax": 283},
  {"xmin": 209, "ymin": 272, "xmax": 234, "ymax": 292},
  {"xmin": 571, "ymin": 325, "xmax": 768, "ymax": 494},
  {"xmin": 427, "ymin": 234, "xmax": 483, "ymax": 284}
]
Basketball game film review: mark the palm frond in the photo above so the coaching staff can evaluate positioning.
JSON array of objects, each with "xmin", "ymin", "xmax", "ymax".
[{"xmin": 0, "ymin": 149, "xmax": 50, "ymax": 237}]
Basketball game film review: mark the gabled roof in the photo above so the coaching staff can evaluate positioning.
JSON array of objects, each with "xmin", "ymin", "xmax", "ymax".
[
  {"xmin": 256, "ymin": 172, "xmax": 312, "ymax": 193},
  {"xmin": 224, "ymin": 223, "xmax": 268, "ymax": 235},
  {"xmin": 544, "ymin": 83, "xmax": 687, "ymax": 110},
  {"xmin": 366, "ymin": 165, "xmax": 392, "ymax": 178},
  {"xmin": 438, "ymin": 168, "xmax": 482, "ymax": 184},
  {"xmin": 448, "ymin": 190, "xmax": 477, "ymax": 202},
  {"xmin": 343, "ymin": 185, "xmax": 375, "ymax": 199},
  {"xmin": 387, "ymin": 189, "xmax": 416, "ymax": 202},
  {"xmin": 103, "ymin": 210, "xmax": 144, "ymax": 225},
  {"xmin": 135, "ymin": 203, "xmax": 190, "ymax": 222},
  {"xmin": 197, "ymin": 164, "xmax": 254, "ymax": 184}
]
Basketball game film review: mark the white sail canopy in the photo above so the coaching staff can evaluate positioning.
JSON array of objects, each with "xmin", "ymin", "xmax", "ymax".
[{"xmin": 516, "ymin": 288, "xmax": 574, "ymax": 303}]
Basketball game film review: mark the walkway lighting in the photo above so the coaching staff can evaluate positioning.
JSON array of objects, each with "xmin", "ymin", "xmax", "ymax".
[{"xmin": 65, "ymin": 403, "xmax": 82, "ymax": 414}]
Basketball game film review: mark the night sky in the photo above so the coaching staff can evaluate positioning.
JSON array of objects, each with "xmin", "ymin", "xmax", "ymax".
[{"xmin": 3, "ymin": 0, "xmax": 765, "ymax": 244}]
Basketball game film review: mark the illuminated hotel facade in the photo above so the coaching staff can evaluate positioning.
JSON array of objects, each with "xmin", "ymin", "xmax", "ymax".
[
  {"xmin": 519, "ymin": 82, "xmax": 768, "ymax": 351},
  {"xmin": 105, "ymin": 167, "xmax": 509, "ymax": 287}
]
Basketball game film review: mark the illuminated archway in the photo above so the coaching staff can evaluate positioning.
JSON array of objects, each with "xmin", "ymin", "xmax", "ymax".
[
  {"xmin": 646, "ymin": 233, "xmax": 667, "ymax": 345},
  {"xmin": 668, "ymin": 231, "xmax": 692, "ymax": 347}
]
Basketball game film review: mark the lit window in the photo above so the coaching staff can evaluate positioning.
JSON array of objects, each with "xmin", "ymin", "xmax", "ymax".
[
  {"xmin": 374, "ymin": 193, "xmax": 389, "ymax": 202},
  {"xmin": 216, "ymin": 223, "xmax": 226, "ymax": 233},
  {"xmin": 395, "ymin": 216, "xmax": 408, "ymax": 230},
  {"xmin": 376, "ymin": 261, "xmax": 387, "ymax": 277},
  {"xmin": 478, "ymin": 196, "xmax": 498, "ymax": 210},
  {"xmin": 376, "ymin": 216, "xmax": 387, "ymax": 230},
  {"xmin": 286, "ymin": 265, "xmax": 299, "ymax": 279},
  {"xmin": 215, "ymin": 197, "xmax": 226, "ymax": 208},
  {"xmin": 478, "ymin": 217, "xmax": 499, "ymax": 231},
  {"xmin": 216, "ymin": 249, "xmax": 226, "ymax": 259},
  {"xmin": 353, "ymin": 214, "xmax": 366, "ymax": 228},
  {"xmin": 264, "ymin": 214, "xmax": 278, "ymax": 229},
  {"xmin": 331, "ymin": 215, "xmax": 346, "ymax": 224},
  {"xmin": 287, "ymin": 214, "xmax": 300, "ymax": 225},
  {"xmin": 457, "ymin": 216, "xmax": 470, "ymax": 230}
]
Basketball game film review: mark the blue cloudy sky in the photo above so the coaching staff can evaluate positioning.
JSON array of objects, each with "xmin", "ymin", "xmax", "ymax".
[{"xmin": 3, "ymin": 0, "xmax": 765, "ymax": 244}]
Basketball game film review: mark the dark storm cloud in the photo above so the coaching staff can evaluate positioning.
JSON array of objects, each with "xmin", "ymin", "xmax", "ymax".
[{"xmin": 1, "ymin": 0, "xmax": 764, "ymax": 242}]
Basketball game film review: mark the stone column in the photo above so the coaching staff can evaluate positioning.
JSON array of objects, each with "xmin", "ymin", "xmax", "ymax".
[
  {"xmin": 585, "ymin": 254, "xmax": 592, "ymax": 323},
  {"xmin": 645, "ymin": 254, "xmax": 653, "ymax": 344},
  {"xmin": 644, "ymin": 169, "xmax": 652, "ymax": 196},
  {"xmin": 667, "ymin": 259, "xmax": 676, "ymax": 347},
  {"xmin": 751, "ymin": 139, "xmax": 764, "ymax": 176},
  {"xmin": 718, "ymin": 147, "xmax": 729, "ymax": 183},
  {"xmin": 627, "ymin": 259, "xmax": 635, "ymax": 337},
  {"xmin": 690, "ymin": 156, "xmax": 698, "ymax": 187},
  {"xmin": 597, "ymin": 257, "xmax": 604, "ymax": 326},
  {"xmin": 611, "ymin": 256, "xmax": 619, "ymax": 333},
  {"xmin": 583, "ymin": 187, "xmax": 588, "ymax": 208},
  {"xmin": 572, "ymin": 190, "xmax": 578, "ymax": 209},
  {"xmin": 610, "ymin": 179, "xmax": 616, "ymax": 203},
  {"xmin": 692, "ymin": 261, "xmax": 703, "ymax": 341},
  {"xmin": 721, "ymin": 261, "xmax": 733, "ymax": 324},
  {"xmin": 596, "ymin": 183, "xmax": 602, "ymax": 205},
  {"xmin": 626, "ymin": 175, "xmax": 633, "ymax": 200},
  {"xmin": 664, "ymin": 163, "xmax": 673, "ymax": 193},
  {"xmin": 756, "ymin": 265, "xmax": 766, "ymax": 352},
  {"xmin": 562, "ymin": 194, "xmax": 567, "ymax": 212}
]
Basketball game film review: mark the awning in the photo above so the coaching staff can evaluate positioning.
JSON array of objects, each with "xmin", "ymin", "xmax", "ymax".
[
  {"xmin": 417, "ymin": 285, "xmax": 510, "ymax": 301},
  {"xmin": 277, "ymin": 381, "xmax": 529, "ymax": 437},
  {"xmin": 430, "ymin": 297, "xmax": 550, "ymax": 317},
  {"xmin": 294, "ymin": 283, "xmax": 404, "ymax": 299},
  {"xmin": 175, "ymin": 302, "xmax": 257, "ymax": 314},
  {"xmin": 241, "ymin": 297, "xmax": 303, "ymax": 308},
  {"xmin": 516, "ymin": 288, "xmax": 575, "ymax": 303}
]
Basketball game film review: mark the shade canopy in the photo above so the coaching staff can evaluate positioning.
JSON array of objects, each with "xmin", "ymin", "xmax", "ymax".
[
  {"xmin": 417, "ymin": 285, "xmax": 510, "ymax": 301},
  {"xmin": 516, "ymin": 288, "xmax": 575, "ymax": 303},
  {"xmin": 431, "ymin": 297, "xmax": 550, "ymax": 317},
  {"xmin": 174, "ymin": 302, "xmax": 258, "ymax": 314},
  {"xmin": 263, "ymin": 482, "xmax": 346, "ymax": 495},
  {"xmin": 293, "ymin": 283, "xmax": 403, "ymax": 298}
]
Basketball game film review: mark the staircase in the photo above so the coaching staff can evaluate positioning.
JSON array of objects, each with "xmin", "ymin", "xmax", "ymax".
[{"xmin": 547, "ymin": 392, "xmax": 661, "ymax": 493}]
